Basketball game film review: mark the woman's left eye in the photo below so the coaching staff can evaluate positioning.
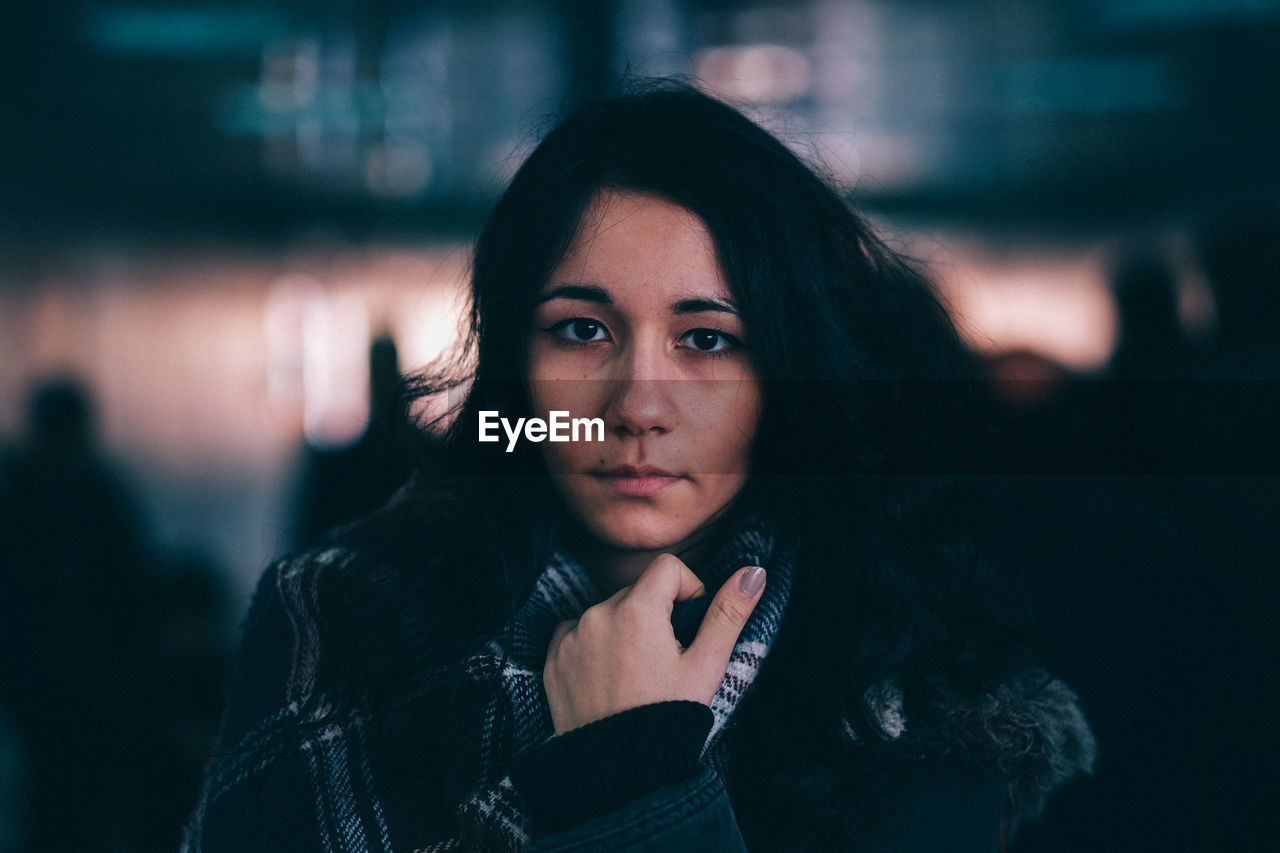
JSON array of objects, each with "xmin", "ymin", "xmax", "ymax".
[{"xmin": 679, "ymin": 328, "xmax": 742, "ymax": 354}]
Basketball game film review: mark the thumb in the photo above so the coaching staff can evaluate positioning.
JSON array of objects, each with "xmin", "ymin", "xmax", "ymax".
[{"xmin": 686, "ymin": 566, "xmax": 766, "ymax": 679}]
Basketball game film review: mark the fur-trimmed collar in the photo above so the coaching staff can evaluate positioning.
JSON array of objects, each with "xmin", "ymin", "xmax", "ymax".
[
  {"xmin": 722, "ymin": 660, "xmax": 1096, "ymax": 847},
  {"xmin": 934, "ymin": 666, "xmax": 1097, "ymax": 833}
]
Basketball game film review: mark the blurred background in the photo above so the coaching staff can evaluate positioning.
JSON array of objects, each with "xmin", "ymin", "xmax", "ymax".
[{"xmin": 1, "ymin": 0, "xmax": 1277, "ymax": 850}]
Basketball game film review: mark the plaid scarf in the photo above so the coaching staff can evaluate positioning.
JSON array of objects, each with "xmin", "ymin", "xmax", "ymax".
[{"xmin": 432, "ymin": 515, "xmax": 796, "ymax": 851}]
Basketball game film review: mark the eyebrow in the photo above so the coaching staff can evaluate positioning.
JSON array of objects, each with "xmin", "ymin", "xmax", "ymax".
[
  {"xmin": 536, "ymin": 284, "xmax": 612, "ymax": 305},
  {"xmin": 537, "ymin": 284, "xmax": 741, "ymax": 316},
  {"xmin": 671, "ymin": 297, "xmax": 739, "ymax": 316}
]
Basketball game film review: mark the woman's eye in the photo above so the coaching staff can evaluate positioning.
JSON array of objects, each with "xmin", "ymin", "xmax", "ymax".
[
  {"xmin": 680, "ymin": 328, "xmax": 741, "ymax": 353},
  {"xmin": 549, "ymin": 318, "xmax": 609, "ymax": 343}
]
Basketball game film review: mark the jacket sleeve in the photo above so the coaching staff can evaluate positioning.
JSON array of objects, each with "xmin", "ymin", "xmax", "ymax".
[
  {"xmin": 526, "ymin": 768, "xmax": 747, "ymax": 853},
  {"xmin": 510, "ymin": 702, "xmax": 748, "ymax": 853}
]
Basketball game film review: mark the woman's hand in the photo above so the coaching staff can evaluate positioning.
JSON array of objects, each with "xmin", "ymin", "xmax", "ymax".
[{"xmin": 543, "ymin": 553, "xmax": 767, "ymax": 734}]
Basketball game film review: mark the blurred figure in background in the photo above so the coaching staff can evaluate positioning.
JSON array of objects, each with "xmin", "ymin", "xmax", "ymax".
[
  {"xmin": 1191, "ymin": 207, "xmax": 1280, "ymax": 474},
  {"xmin": 0, "ymin": 377, "xmax": 235, "ymax": 852},
  {"xmin": 0, "ymin": 376, "xmax": 150, "ymax": 851},
  {"xmin": 1101, "ymin": 250, "xmax": 1199, "ymax": 474},
  {"xmin": 291, "ymin": 333, "xmax": 416, "ymax": 550},
  {"xmin": 1197, "ymin": 207, "xmax": 1280, "ymax": 379},
  {"xmin": 1108, "ymin": 252, "xmax": 1197, "ymax": 381}
]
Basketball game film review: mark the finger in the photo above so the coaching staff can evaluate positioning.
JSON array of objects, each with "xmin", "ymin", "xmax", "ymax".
[
  {"xmin": 686, "ymin": 566, "xmax": 766, "ymax": 675},
  {"xmin": 630, "ymin": 552, "xmax": 707, "ymax": 608}
]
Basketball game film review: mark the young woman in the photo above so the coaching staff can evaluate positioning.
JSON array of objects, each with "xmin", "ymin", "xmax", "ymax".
[{"xmin": 184, "ymin": 83, "xmax": 1095, "ymax": 852}]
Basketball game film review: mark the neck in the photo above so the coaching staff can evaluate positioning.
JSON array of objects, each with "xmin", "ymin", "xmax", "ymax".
[{"xmin": 561, "ymin": 512, "xmax": 741, "ymax": 595}]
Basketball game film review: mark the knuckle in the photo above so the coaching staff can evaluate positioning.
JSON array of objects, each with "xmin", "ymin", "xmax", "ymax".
[
  {"xmin": 546, "ymin": 638, "xmax": 569, "ymax": 665},
  {"xmin": 577, "ymin": 607, "xmax": 605, "ymax": 633},
  {"xmin": 615, "ymin": 602, "xmax": 649, "ymax": 633},
  {"xmin": 713, "ymin": 598, "xmax": 749, "ymax": 627},
  {"xmin": 617, "ymin": 591, "xmax": 647, "ymax": 616},
  {"xmin": 548, "ymin": 621, "xmax": 579, "ymax": 658}
]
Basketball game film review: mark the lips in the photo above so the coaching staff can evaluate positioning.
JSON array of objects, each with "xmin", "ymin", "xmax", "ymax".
[
  {"xmin": 592, "ymin": 464, "xmax": 684, "ymax": 497},
  {"xmin": 596, "ymin": 464, "xmax": 679, "ymax": 478}
]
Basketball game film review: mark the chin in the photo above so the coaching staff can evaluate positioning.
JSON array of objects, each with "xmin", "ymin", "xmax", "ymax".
[{"xmin": 582, "ymin": 511, "xmax": 699, "ymax": 553}]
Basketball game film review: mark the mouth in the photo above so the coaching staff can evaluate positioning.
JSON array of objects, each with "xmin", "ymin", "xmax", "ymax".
[{"xmin": 592, "ymin": 464, "xmax": 684, "ymax": 497}]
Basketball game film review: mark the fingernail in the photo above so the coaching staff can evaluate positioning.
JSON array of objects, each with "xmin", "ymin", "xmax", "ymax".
[{"xmin": 738, "ymin": 566, "xmax": 766, "ymax": 597}]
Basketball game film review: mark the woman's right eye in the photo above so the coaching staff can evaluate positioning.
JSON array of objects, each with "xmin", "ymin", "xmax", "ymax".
[{"xmin": 547, "ymin": 318, "xmax": 609, "ymax": 343}]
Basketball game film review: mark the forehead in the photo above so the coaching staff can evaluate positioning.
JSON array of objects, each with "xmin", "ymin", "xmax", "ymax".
[{"xmin": 547, "ymin": 189, "xmax": 729, "ymax": 301}]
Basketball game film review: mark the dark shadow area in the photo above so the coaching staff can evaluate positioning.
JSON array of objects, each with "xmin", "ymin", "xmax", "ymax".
[
  {"xmin": 0, "ymin": 377, "xmax": 232, "ymax": 852},
  {"xmin": 986, "ymin": 211, "xmax": 1280, "ymax": 850}
]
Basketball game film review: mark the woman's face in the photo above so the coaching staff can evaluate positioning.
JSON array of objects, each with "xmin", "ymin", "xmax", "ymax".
[{"xmin": 526, "ymin": 189, "xmax": 762, "ymax": 559}]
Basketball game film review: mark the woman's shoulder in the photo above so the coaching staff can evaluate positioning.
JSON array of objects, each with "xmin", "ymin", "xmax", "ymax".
[{"xmin": 215, "ymin": 544, "xmax": 372, "ymax": 732}]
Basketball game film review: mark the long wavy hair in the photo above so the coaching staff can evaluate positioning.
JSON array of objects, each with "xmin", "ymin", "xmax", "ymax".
[{"xmin": 328, "ymin": 81, "xmax": 1030, "ymax": 820}]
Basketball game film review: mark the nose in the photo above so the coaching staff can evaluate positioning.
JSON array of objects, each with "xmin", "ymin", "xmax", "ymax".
[{"xmin": 604, "ymin": 339, "xmax": 678, "ymax": 437}]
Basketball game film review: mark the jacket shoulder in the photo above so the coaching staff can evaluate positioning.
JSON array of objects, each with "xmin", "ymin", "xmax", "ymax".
[{"xmin": 182, "ymin": 548, "xmax": 367, "ymax": 851}]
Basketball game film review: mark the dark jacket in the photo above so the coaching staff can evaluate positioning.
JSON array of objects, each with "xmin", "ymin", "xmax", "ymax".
[{"xmin": 183, "ymin": 512, "xmax": 1094, "ymax": 852}]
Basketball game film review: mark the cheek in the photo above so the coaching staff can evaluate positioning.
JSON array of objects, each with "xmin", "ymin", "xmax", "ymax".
[
  {"xmin": 692, "ymin": 386, "xmax": 762, "ymax": 471},
  {"xmin": 527, "ymin": 376, "xmax": 610, "ymax": 422},
  {"xmin": 540, "ymin": 436, "xmax": 596, "ymax": 476}
]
